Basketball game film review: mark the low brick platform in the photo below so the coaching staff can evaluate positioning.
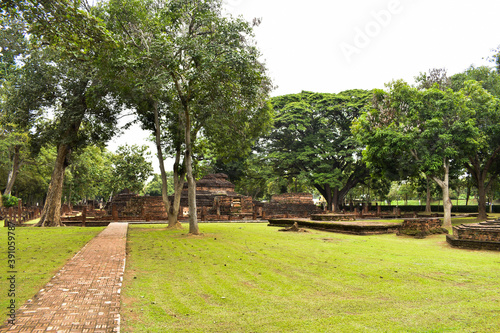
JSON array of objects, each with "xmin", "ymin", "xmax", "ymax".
[
  {"xmin": 0, "ymin": 223, "xmax": 128, "ymax": 332},
  {"xmin": 397, "ymin": 218, "xmax": 447, "ymax": 238},
  {"xmin": 447, "ymin": 219, "xmax": 500, "ymax": 251},
  {"xmin": 268, "ymin": 218, "xmax": 400, "ymax": 235},
  {"xmin": 310, "ymin": 213, "xmax": 356, "ymax": 221}
]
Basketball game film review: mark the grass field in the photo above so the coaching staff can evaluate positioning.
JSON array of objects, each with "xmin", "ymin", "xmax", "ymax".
[
  {"xmin": 122, "ymin": 222, "xmax": 500, "ymax": 333},
  {"xmin": 0, "ymin": 224, "xmax": 105, "ymax": 323},
  {"xmin": 1, "ymin": 215, "xmax": 498, "ymax": 331}
]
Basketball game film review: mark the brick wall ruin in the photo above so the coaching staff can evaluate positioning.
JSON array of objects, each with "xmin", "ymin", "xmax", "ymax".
[
  {"xmin": 263, "ymin": 193, "xmax": 322, "ymax": 219},
  {"xmin": 397, "ymin": 218, "xmax": 447, "ymax": 238},
  {"xmin": 93, "ymin": 175, "xmax": 323, "ymax": 222},
  {"xmin": 452, "ymin": 220, "xmax": 500, "ymax": 242},
  {"xmin": 447, "ymin": 219, "xmax": 500, "ymax": 251}
]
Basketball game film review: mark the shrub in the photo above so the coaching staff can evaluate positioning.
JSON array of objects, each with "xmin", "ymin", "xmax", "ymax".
[{"xmin": 2, "ymin": 195, "xmax": 19, "ymax": 208}]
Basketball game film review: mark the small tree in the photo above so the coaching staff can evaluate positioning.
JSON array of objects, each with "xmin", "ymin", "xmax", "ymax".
[{"xmin": 109, "ymin": 145, "xmax": 153, "ymax": 195}]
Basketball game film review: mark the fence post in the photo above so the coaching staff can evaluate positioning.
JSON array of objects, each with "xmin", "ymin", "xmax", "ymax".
[
  {"xmin": 18, "ymin": 199, "xmax": 23, "ymax": 224},
  {"xmin": 9, "ymin": 207, "xmax": 15, "ymax": 225},
  {"xmin": 82, "ymin": 206, "xmax": 87, "ymax": 227}
]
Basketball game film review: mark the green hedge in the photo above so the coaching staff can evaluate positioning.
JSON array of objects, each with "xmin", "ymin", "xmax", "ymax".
[{"xmin": 374, "ymin": 205, "xmax": 499, "ymax": 214}]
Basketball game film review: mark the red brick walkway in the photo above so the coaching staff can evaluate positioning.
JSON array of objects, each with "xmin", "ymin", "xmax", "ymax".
[{"xmin": 1, "ymin": 223, "xmax": 128, "ymax": 333}]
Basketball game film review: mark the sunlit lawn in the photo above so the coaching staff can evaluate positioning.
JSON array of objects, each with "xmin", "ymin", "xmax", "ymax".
[
  {"xmin": 0, "ymin": 224, "xmax": 105, "ymax": 324},
  {"xmin": 122, "ymin": 222, "xmax": 500, "ymax": 333}
]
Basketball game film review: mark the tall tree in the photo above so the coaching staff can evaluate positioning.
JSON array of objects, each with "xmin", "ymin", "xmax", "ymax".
[
  {"xmin": 101, "ymin": 0, "xmax": 272, "ymax": 234},
  {"xmin": 3, "ymin": 1, "xmax": 122, "ymax": 225},
  {"xmin": 451, "ymin": 67, "xmax": 500, "ymax": 219},
  {"xmin": 34, "ymin": 55, "xmax": 120, "ymax": 226},
  {"xmin": 99, "ymin": 0, "xmax": 188, "ymax": 229},
  {"xmin": 0, "ymin": 15, "xmax": 32, "ymax": 205},
  {"xmin": 354, "ymin": 80, "xmax": 479, "ymax": 228},
  {"xmin": 265, "ymin": 90, "xmax": 371, "ymax": 211}
]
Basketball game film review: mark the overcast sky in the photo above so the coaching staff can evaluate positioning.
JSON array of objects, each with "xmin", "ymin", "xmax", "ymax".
[{"xmin": 107, "ymin": 0, "xmax": 500, "ymax": 171}]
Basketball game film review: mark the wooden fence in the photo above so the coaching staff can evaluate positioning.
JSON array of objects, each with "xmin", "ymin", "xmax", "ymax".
[{"xmin": 2, "ymin": 200, "xmax": 41, "ymax": 227}]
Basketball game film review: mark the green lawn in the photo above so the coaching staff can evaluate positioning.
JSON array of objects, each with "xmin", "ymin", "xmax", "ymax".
[
  {"xmin": 0, "ymin": 224, "xmax": 105, "ymax": 323},
  {"xmin": 122, "ymin": 223, "xmax": 500, "ymax": 332}
]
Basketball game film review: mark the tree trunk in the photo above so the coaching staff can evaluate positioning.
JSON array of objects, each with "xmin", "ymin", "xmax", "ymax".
[
  {"xmin": 465, "ymin": 184, "xmax": 470, "ymax": 206},
  {"xmin": 425, "ymin": 176, "xmax": 432, "ymax": 213},
  {"xmin": 168, "ymin": 146, "xmax": 185, "ymax": 229},
  {"xmin": 169, "ymin": 172, "xmax": 184, "ymax": 228},
  {"xmin": 153, "ymin": 101, "xmax": 183, "ymax": 229},
  {"xmin": 332, "ymin": 187, "xmax": 340, "ymax": 212},
  {"xmin": 441, "ymin": 183, "xmax": 453, "ymax": 229},
  {"xmin": 35, "ymin": 144, "xmax": 71, "ymax": 227},
  {"xmin": 466, "ymin": 149, "xmax": 500, "ymax": 220},
  {"xmin": 185, "ymin": 108, "xmax": 199, "ymax": 235},
  {"xmin": 319, "ymin": 184, "xmax": 333, "ymax": 211},
  {"xmin": 4, "ymin": 145, "xmax": 22, "ymax": 197},
  {"xmin": 431, "ymin": 159, "xmax": 452, "ymax": 229},
  {"xmin": 476, "ymin": 181, "xmax": 488, "ymax": 221}
]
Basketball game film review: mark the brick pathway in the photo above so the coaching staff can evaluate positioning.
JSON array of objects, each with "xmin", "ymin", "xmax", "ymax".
[{"xmin": 1, "ymin": 223, "xmax": 128, "ymax": 333}]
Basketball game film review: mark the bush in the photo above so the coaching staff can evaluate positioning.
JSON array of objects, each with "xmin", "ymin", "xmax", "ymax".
[{"xmin": 2, "ymin": 195, "xmax": 19, "ymax": 208}]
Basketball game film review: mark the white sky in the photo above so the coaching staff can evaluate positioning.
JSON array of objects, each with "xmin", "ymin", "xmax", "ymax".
[{"xmin": 107, "ymin": 0, "xmax": 500, "ymax": 172}]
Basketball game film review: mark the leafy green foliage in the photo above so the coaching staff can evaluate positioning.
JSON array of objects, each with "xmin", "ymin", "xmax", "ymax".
[
  {"xmin": 1, "ymin": 0, "xmax": 114, "ymax": 59},
  {"xmin": 144, "ymin": 173, "xmax": 174, "ymax": 197},
  {"xmin": 109, "ymin": 144, "xmax": 153, "ymax": 195},
  {"xmin": 62, "ymin": 144, "xmax": 153, "ymax": 203},
  {"xmin": 264, "ymin": 90, "xmax": 372, "ymax": 210},
  {"xmin": 354, "ymin": 77, "xmax": 483, "ymax": 227},
  {"xmin": 2, "ymin": 194, "xmax": 18, "ymax": 207}
]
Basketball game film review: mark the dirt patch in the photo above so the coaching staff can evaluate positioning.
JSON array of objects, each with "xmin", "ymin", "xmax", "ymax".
[
  {"xmin": 131, "ymin": 227, "xmax": 169, "ymax": 232},
  {"xmin": 278, "ymin": 222, "xmax": 309, "ymax": 232},
  {"xmin": 321, "ymin": 238, "xmax": 344, "ymax": 243}
]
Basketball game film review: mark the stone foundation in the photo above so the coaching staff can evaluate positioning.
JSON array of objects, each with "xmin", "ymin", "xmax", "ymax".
[
  {"xmin": 262, "ymin": 202, "xmax": 321, "ymax": 219},
  {"xmin": 452, "ymin": 221, "xmax": 500, "ymax": 242},
  {"xmin": 268, "ymin": 219, "xmax": 400, "ymax": 235},
  {"xmin": 447, "ymin": 219, "xmax": 500, "ymax": 251},
  {"xmin": 397, "ymin": 218, "xmax": 448, "ymax": 238},
  {"xmin": 311, "ymin": 213, "xmax": 356, "ymax": 221}
]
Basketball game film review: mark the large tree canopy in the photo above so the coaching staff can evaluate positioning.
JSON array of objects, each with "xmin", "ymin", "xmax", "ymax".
[
  {"xmin": 354, "ymin": 79, "xmax": 480, "ymax": 228},
  {"xmin": 264, "ymin": 90, "xmax": 372, "ymax": 211},
  {"xmin": 6, "ymin": 46, "xmax": 122, "ymax": 227},
  {"xmin": 1, "ymin": 0, "xmax": 113, "ymax": 58}
]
